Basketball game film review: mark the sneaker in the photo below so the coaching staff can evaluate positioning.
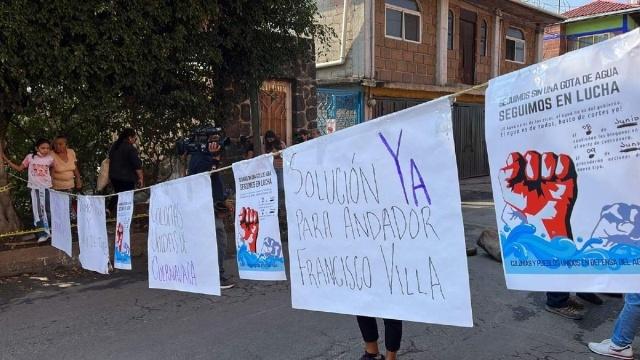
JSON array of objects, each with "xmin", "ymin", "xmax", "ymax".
[
  {"xmin": 360, "ymin": 353, "xmax": 385, "ymax": 360},
  {"xmin": 588, "ymin": 339, "xmax": 633, "ymax": 359},
  {"xmin": 544, "ymin": 303, "xmax": 584, "ymax": 320},
  {"xmin": 568, "ymin": 297, "xmax": 585, "ymax": 310},
  {"xmin": 578, "ymin": 293, "xmax": 604, "ymax": 305},
  {"xmin": 37, "ymin": 234, "xmax": 51, "ymax": 243},
  {"xmin": 220, "ymin": 277, "xmax": 236, "ymax": 290}
]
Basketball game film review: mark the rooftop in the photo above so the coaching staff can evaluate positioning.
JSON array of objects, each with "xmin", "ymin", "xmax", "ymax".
[{"xmin": 562, "ymin": 0, "xmax": 639, "ymax": 18}]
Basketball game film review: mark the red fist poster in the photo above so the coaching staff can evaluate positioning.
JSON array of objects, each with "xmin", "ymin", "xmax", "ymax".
[
  {"xmin": 232, "ymin": 155, "xmax": 286, "ymax": 281},
  {"xmin": 486, "ymin": 30, "xmax": 640, "ymax": 292}
]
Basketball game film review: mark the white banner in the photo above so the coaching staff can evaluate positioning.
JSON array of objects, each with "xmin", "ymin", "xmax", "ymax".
[
  {"xmin": 486, "ymin": 30, "xmax": 640, "ymax": 292},
  {"xmin": 114, "ymin": 191, "xmax": 134, "ymax": 270},
  {"xmin": 50, "ymin": 191, "xmax": 72, "ymax": 257},
  {"xmin": 77, "ymin": 195, "xmax": 109, "ymax": 274},
  {"xmin": 148, "ymin": 174, "xmax": 221, "ymax": 295},
  {"xmin": 232, "ymin": 155, "xmax": 286, "ymax": 281},
  {"xmin": 283, "ymin": 99, "xmax": 473, "ymax": 327}
]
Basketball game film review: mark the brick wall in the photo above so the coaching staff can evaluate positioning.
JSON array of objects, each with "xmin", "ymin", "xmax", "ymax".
[
  {"xmin": 474, "ymin": 13, "xmax": 492, "ymax": 84},
  {"xmin": 374, "ymin": 0, "xmax": 437, "ymax": 85},
  {"xmin": 447, "ymin": 1, "xmax": 493, "ymax": 85},
  {"xmin": 543, "ymin": 24, "xmax": 562, "ymax": 59},
  {"xmin": 372, "ymin": 0, "xmax": 544, "ymax": 86},
  {"xmin": 501, "ymin": 18, "xmax": 537, "ymax": 74}
]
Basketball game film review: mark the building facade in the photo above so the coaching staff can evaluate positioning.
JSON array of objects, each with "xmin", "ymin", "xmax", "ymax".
[
  {"xmin": 315, "ymin": 0, "xmax": 561, "ymax": 177},
  {"xmin": 544, "ymin": 1, "xmax": 640, "ymax": 59}
]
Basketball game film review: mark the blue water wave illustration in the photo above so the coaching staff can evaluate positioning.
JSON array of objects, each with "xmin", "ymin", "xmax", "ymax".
[
  {"xmin": 237, "ymin": 244, "xmax": 285, "ymax": 272},
  {"xmin": 502, "ymin": 224, "xmax": 640, "ymax": 274}
]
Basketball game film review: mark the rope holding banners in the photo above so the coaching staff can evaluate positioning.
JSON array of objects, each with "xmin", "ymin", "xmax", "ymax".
[{"xmin": 0, "ymin": 82, "xmax": 489, "ymax": 237}]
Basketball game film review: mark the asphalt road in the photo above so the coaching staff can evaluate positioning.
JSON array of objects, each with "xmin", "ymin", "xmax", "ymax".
[{"xmin": 0, "ymin": 193, "xmax": 625, "ymax": 360}]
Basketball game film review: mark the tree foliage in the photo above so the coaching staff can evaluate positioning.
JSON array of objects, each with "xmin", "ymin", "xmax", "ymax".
[{"xmin": 0, "ymin": 0, "xmax": 331, "ymax": 229}]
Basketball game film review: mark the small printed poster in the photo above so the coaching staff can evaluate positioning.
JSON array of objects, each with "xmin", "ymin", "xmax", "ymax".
[
  {"xmin": 232, "ymin": 155, "xmax": 286, "ymax": 281},
  {"xmin": 114, "ymin": 191, "xmax": 134, "ymax": 270}
]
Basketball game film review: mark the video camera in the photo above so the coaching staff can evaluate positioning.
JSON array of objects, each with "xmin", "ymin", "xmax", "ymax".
[{"xmin": 176, "ymin": 126, "xmax": 231, "ymax": 155}]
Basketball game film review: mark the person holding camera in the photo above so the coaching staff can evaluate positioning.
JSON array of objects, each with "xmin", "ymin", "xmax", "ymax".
[{"xmin": 186, "ymin": 136, "xmax": 235, "ymax": 290}]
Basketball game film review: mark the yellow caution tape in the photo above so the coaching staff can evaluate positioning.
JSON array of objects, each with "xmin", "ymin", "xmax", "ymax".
[
  {"xmin": 0, "ymin": 214, "xmax": 149, "ymax": 239},
  {"xmin": 0, "ymin": 184, "xmax": 11, "ymax": 193}
]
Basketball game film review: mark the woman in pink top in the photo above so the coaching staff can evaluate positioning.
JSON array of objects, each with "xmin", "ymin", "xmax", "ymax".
[
  {"xmin": 2, "ymin": 138, "xmax": 55, "ymax": 243},
  {"xmin": 52, "ymin": 135, "xmax": 83, "ymax": 192}
]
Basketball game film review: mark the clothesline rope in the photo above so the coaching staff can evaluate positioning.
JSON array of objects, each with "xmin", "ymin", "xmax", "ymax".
[{"xmin": 1, "ymin": 82, "xmax": 488, "ymax": 202}]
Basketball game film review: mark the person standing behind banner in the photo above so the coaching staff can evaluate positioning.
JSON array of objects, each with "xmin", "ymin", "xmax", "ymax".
[
  {"xmin": 588, "ymin": 293, "xmax": 640, "ymax": 359},
  {"xmin": 263, "ymin": 130, "xmax": 286, "ymax": 190},
  {"xmin": 294, "ymin": 129, "xmax": 310, "ymax": 144},
  {"xmin": 2, "ymin": 138, "xmax": 55, "ymax": 243},
  {"xmin": 52, "ymin": 135, "xmax": 83, "ymax": 192},
  {"xmin": 239, "ymin": 135, "xmax": 254, "ymax": 160},
  {"xmin": 108, "ymin": 128, "xmax": 143, "ymax": 193},
  {"xmin": 187, "ymin": 138, "xmax": 235, "ymax": 290},
  {"xmin": 356, "ymin": 316, "xmax": 402, "ymax": 360}
]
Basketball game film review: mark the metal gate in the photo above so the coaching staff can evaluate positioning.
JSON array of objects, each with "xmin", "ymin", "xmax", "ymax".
[
  {"xmin": 317, "ymin": 88, "xmax": 363, "ymax": 135},
  {"xmin": 372, "ymin": 98, "xmax": 489, "ymax": 179},
  {"xmin": 452, "ymin": 103, "xmax": 489, "ymax": 178}
]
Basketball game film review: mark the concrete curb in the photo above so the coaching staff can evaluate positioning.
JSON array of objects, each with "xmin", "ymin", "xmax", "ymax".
[{"xmin": 0, "ymin": 233, "xmax": 149, "ymax": 278}]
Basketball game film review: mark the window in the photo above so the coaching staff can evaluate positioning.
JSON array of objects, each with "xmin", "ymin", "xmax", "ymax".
[
  {"xmin": 570, "ymin": 33, "xmax": 612, "ymax": 51},
  {"xmin": 447, "ymin": 10, "xmax": 454, "ymax": 50},
  {"xmin": 385, "ymin": 0, "xmax": 421, "ymax": 43},
  {"xmin": 506, "ymin": 27, "xmax": 525, "ymax": 63},
  {"xmin": 480, "ymin": 20, "xmax": 488, "ymax": 56}
]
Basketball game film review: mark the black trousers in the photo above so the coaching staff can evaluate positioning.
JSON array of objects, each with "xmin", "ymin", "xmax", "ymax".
[
  {"xmin": 357, "ymin": 316, "xmax": 402, "ymax": 352},
  {"xmin": 109, "ymin": 179, "xmax": 135, "ymax": 211}
]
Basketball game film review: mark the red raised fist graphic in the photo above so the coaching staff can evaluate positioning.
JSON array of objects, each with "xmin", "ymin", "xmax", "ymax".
[
  {"xmin": 499, "ymin": 151, "xmax": 577, "ymax": 239},
  {"xmin": 239, "ymin": 207, "xmax": 260, "ymax": 253}
]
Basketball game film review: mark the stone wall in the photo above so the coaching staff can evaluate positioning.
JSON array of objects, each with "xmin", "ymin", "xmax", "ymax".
[{"xmin": 220, "ymin": 40, "xmax": 318, "ymax": 144}]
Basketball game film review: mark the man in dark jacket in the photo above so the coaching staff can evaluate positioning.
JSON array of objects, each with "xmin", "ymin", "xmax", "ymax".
[{"xmin": 187, "ymin": 139, "xmax": 235, "ymax": 290}]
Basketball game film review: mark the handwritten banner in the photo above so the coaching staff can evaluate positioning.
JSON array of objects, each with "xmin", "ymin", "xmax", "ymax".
[
  {"xmin": 50, "ymin": 191, "xmax": 72, "ymax": 257},
  {"xmin": 77, "ymin": 195, "xmax": 109, "ymax": 274},
  {"xmin": 114, "ymin": 191, "xmax": 134, "ymax": 270},
  {"xmin": 148, "ymin": 174, "xmax": 221, "ymax": 295},
  {"xmin": 232, "ymin": 155, "xmax": 286, "ymax": 281},
  {"xmin": 486, "ymin": 30, "xmax": 640, "ymax": 292},
  {"xmin": 283, "ymin": 99, "xmax": 473, "ymax": 327}
]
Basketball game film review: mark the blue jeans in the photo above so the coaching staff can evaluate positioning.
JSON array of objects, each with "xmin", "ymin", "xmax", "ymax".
[
  {"xmin": 612, "ymin": 294, "xmax": 640, "ymax": 347},
  {"xmin": 215, "ymin": 217, "xmax": 228, "ymax": 277},
  {"xmin": 33, "ymin": 188, "xmax": 51, "ymax": 238}
]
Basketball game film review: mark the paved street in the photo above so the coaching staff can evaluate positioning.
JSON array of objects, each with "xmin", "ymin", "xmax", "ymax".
[{"xmin": 0, "ymin": 179, "xmax": 624, "ymax": 360}]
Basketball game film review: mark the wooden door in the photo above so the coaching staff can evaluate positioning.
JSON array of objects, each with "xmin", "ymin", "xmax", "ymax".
[
  {"xmin": 259, "ymin": 80, "xmax": 292, "ymax": 145},
  {"xmin": 460, "ymin": 10, "xmax": 477, "ymax": 85}
]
